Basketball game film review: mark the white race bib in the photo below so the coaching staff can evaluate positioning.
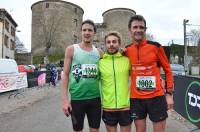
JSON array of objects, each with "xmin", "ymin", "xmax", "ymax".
[
  {"xmin": 82, "ymin": 64, "xmax": 98, "ymax": 78},
  {"xmin": 136, "ymin": 76, "xmax": 156, "ymax": 91}
]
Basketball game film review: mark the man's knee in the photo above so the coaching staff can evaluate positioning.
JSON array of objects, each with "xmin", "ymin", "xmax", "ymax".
[
  {"xmin": 89, "ymin": 128, "xmax": 99, "ymax": 132},
  {"xmin": 134, "ymin": 119, "xmax": 146, "ymax": 132},
  {"xmin": 153, "ymin": 119, "xmax": 166, "ymax": 132}
]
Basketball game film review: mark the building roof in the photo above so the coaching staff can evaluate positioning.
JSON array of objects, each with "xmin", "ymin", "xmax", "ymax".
[
  {"xmin": 102, "ymin": 8, "xmax": 136, "ymax": 16},
  {"xmin": 0, "ymin": 8, "xmax": 18, "ymax": 27},
  {"xmin": 31, "ymin": 0, "xmax": 84, "ymax": 14}
]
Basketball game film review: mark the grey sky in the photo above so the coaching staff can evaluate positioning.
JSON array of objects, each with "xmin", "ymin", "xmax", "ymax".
[{"xmin": 1, "ymin": 0, "xmax": 199, "ymax": 51}]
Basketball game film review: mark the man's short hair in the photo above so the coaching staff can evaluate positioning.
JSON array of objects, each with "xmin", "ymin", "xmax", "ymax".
[
  {"xmin": 81, "ymin": 19, "xmax": 96, "ymax": 33},
  {"xmin": 128, "ymin": 15, "xmax": 147, "ymax": 29},
  {"xmin": 104, "ymin": 31, "xmax": 122, "ymax": 45}
]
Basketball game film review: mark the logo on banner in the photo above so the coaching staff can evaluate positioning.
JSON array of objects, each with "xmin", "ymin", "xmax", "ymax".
[{"xmin": 185, "ymin": 81, "xmax": 200, "ymax": 123}]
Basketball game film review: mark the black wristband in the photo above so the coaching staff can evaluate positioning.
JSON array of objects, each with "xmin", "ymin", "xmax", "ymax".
[{"xmin": 166, "ymin": 91, "xmax": 173, "ymax": 95}]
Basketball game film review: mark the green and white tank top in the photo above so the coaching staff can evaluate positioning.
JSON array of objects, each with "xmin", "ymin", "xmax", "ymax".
[{"xmin": 69, "ymin": 44, "xmax": 100, "ymax": 100}]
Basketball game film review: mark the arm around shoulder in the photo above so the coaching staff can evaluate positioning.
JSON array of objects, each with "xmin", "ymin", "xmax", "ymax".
[{"xmin": 97, "ymin": 48, "xmax": 104, "ymax": 58}]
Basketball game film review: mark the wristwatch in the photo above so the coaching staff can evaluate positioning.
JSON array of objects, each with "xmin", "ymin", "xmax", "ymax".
[{"xmin": 165, "ymin": 90, "xmax": 174, "ymax": 95}]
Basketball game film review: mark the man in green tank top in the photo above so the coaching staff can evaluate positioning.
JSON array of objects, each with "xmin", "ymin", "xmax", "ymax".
[
  {"xmin": 99, "ymin": 31, "xmax": 132, "ymax": 132},
  {"xmin": 62, "ymin": 20, "xmax": 102, "ymax": 132}
]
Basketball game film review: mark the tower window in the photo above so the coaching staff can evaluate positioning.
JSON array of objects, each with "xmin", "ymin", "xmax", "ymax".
[
  {"xmin": 74, "ymin": 8, "xmax": 77, "ymax": 14},
  {"xmin": 73, "ymin": 19, "xmax": 78, "ymax": 27},
  {"xmin": 46, "ymin": 3, "xmax": 49, "ymax": 8}
]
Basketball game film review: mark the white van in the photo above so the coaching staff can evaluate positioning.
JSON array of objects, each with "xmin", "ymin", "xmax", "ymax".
[{"xmin": 0, "ymin": 59, "xmax": 18, "ymax": 73}]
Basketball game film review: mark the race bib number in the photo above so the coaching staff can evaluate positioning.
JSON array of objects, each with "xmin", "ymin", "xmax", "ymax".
[
  {"xmin": 82, "ymin": 64, "xmax": 98, "ymax": 78},
  {"xmin": 136, "ymin": 76, "xmax": 156, "ymax": 91}
]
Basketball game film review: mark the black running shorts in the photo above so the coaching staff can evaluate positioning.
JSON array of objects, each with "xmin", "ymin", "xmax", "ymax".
[
  {"xmin": 71, "ymin": 97, "xmax": 101, "ymax": 131},
  {"xmin": 130, "ymin": 96, "xmax": 168, "ymax": 122},
  {"xmin": 102, "ymin": 110, "xmax": 132, "ymax": 126}
]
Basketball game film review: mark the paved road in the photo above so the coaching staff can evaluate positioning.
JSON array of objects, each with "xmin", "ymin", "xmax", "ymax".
[
  {"xmin": 0, "ymin": 85, "xmax": 197, "ymax": 132},
  {"xmin": 0, "ymin": 86, "xmax": 106, "ymax": 132}
]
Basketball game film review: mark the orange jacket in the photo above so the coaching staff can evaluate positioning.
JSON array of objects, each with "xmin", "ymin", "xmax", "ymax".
[{"xmin": 125, "ymin": 40, "xmax": 174, "ymax": 99}]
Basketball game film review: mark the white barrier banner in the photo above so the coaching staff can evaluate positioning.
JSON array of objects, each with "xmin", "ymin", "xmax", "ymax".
[
  {"xmin": 0, "ymin": 73, "xmax": 28, "ymax": 93},
  {"xmin": 16, "ymin": 72, "xmax": 28, "ymax": 89},
  {"xmin": 0, "ymin": 73, "xmax": 17, "ymax": 93}
]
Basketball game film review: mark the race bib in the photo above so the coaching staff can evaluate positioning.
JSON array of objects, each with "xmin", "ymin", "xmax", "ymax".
[
  {"xmin": 136, "ymin": 76, "xmax": 156, "ymax": 91},
  {"xmin": 82, "ymin": 64, "xmax": 98, "ymax": 78}
]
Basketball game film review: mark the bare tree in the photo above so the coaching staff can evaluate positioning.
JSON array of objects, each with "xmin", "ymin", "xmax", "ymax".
[
  {"xmin": 189, "ymin": 29, "xmax": 200, "ymax": 46},
  {"xmin": 146, "ymin": 33, "xmax": 155, "ymax": 41},
  {"xmin": 40, "ymin": 9, "xmax": 62, "ymax": 64},
  {"xmin": 15, "ymin": 35, "xmax": 28, "ymax": 53},
  {"xmin": 188, "ymin": 29, "xmax": 200, "ymax": 60}
]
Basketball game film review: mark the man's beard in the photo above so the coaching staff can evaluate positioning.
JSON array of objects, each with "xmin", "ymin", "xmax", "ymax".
[
  {"xmin": 134, "ymin": 34, "xmax": 144, "ymax": 42},
  {"xmin": 107, "ymin": 48, "xmax": 118, "ymax": 55},
  {"xmin": 84, "ymin": 39, "xmax": 92, "ymax": 44}
]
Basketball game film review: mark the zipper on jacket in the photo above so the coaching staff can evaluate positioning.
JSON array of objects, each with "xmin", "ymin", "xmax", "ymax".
[
  {"xmin": 112, "ymin": 56, "xmax": 117, "ymax": 108},
  {"xmin": 137, "ymin": 45, "xmax": 140, "ymax": 63}
]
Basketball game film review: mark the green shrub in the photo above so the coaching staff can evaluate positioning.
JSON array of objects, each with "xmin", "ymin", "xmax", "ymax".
[
  {"xmin": 33, "ymin": 56, "xmax": 44, "ymax": 64},
  {"xmin": 48, "ymin": 53, "xmax": 64, "ymax": 63}
]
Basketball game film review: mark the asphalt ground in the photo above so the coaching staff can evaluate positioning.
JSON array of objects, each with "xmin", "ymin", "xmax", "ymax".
[{"xmin": 0, "ymin": 82, "xmax": 198, "ymax": 132}]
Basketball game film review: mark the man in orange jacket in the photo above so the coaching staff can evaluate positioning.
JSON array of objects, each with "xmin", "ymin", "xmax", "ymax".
[{"xmin": 125, "ymin": 15, "xmax": 174, "ymax": 132}]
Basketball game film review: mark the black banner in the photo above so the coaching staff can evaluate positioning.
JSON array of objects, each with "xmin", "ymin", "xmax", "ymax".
[
  {"xmin": 174, "ymin": 76, "xmax": 200, "ymax": 127},
  {"xmin": 26, "ymin": 71, "xmax": 51, "ymax": 88}
]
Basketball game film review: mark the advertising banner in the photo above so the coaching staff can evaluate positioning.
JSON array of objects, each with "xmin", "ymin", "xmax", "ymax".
[
  {"xmin": 38, "ymin": 73, "xmax": 46, "ymax": 86},
  {"xmin": 174, "ymin": 76, "xmax": 200, "ymax": 127},
  {"xmin": 0, "ymin": 73, "xmax": 17, "ymax": 93},
  {"xmin": 16, "ymin": 72, "xmax": 28, "ymax": 89},
  {"xmin": 0, "ymin": 73, "xmax": 28, "ymax": 93},
  {"xmin": 27, "ymin": 71, "xmax": 50, "ymax": 88}
]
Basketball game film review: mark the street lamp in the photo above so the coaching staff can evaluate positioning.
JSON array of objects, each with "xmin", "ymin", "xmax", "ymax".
[{"xmin": 183, "ymin": 19, "xmax": 189, "ymax": 75}]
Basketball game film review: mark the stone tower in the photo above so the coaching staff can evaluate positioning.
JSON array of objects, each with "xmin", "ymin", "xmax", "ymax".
[
  {"xmin": 96, "ymin": 8, "xmax": 136, "ymax": 47},
  {"xmin": 31, "ymin": 0, "xmax": 84, "ymax": 62}
]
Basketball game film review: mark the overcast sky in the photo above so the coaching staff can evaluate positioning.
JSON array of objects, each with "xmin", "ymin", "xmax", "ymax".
[{"xmin": 1, "ymin": 0, "xmax": 199, "ymax": 51}]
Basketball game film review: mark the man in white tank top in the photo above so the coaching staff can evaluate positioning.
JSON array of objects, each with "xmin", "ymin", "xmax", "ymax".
[{"xmin": 62, "ymin": 20, "xmax": 103, "ymax": 132}]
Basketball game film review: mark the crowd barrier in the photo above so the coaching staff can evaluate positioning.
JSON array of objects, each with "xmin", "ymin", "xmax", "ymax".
[
  {"xmin": 0, "ymin": 72, "xmax": 28, "ymax": 93},
  {"xmin": 26, "ymin": 70, "xmax": 62, "ymax": 88},
  {"xmin": 27, "ymin": 71, "xmax": 50, "ymax": 88},
  {"xmin": 0, "ymin": 70, "xmax": 62, "ymax": 94},
  {"xmin": 174, "ymin": 76, "xmax": 200, "ymax": 129}
]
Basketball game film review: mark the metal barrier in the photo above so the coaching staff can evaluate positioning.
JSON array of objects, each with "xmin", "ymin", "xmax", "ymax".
[{"xmin": 26, "ymin": 70, "xmax": 62, "ymax": 88}]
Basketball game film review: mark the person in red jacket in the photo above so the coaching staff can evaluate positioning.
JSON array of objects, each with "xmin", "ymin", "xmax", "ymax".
[{"xmin": 125, "ymin": 15, "xmax": 174, "ymax": 132}]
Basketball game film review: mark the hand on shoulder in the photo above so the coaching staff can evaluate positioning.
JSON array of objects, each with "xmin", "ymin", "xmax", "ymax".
[{"xmin": 97, "ymin": 48, "xmax": 104, "ymax": 58}]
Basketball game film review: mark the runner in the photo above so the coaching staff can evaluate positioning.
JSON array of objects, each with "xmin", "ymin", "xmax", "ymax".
[
  {"xmin": 62, "ymin": 20, "xmax": 102, "ymax": 132},
  {"xmin": 125, "ymin": 15, "xmax": 174, "ymax": 132},
  {"xmin": 99, "ymin": 31, "xmax": 132, "ymax": 132}
]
